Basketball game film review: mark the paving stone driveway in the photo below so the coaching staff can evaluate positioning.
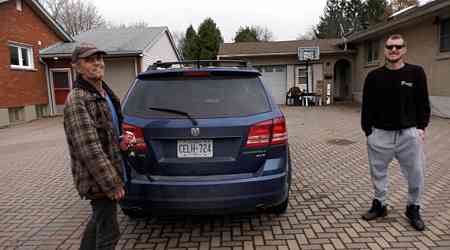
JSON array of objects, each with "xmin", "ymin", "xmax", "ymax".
[{"xmin": 1, "ymin": 104, "xmax": 450, "ymax": 250}]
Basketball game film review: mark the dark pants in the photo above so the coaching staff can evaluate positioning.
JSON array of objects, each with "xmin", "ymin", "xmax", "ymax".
[{"xmin": 80, "ymin": 199, "xmax": 120, "ymax": 250}]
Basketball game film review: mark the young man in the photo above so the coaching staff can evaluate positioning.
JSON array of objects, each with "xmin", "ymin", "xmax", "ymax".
[
  {"xmin": 361, "ymin": 34, "xmax": 430, "ymax": 231},
  {"xmin": 64, "ymin": 43, "xmax": 134, "ymax": 249}
]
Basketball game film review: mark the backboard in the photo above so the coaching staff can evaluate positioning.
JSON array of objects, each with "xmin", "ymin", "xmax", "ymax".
[{"xmin": 298, "ymin": 47, "xmax": 320, "ymax": 61}]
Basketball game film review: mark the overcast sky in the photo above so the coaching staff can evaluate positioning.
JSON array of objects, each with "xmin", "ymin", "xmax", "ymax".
[
  {"xmin": 89, "ymin": 0, "xmax": 433, "ymax": 43},
  {"xmin": 90, "ymin": 0, "xmax": 328, "ymax": 42}
]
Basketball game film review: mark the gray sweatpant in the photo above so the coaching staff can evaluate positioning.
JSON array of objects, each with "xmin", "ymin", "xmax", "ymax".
[{"xmin": 367, "ymin": 127, "xmax": 425, "ymax": 206}]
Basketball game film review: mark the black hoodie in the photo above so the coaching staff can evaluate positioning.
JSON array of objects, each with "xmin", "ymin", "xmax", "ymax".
[{"xmin": 361, "ymin": 63, "xmax": 430, "ymax": 136}]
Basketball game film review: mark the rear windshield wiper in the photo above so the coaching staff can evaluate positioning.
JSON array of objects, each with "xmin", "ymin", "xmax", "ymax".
[{"xmin": 148, "ymin": 107, "xmax": 198, "ymax": 126}]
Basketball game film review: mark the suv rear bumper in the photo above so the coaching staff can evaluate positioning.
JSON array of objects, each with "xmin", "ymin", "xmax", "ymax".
[{"xmin": 120, "ymin": 172, "xmax": 289, "ymax": 215}]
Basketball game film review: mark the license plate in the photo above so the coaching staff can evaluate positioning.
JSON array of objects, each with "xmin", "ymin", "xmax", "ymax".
[{"xmin": 177, "ymin": 140, "xmax": 213, "ymax": 158}]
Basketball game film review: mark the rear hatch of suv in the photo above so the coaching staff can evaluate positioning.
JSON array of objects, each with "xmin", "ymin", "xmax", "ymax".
[{"xmin": 122, "ymin": 70, "xmax": 286, "ymax": 178}]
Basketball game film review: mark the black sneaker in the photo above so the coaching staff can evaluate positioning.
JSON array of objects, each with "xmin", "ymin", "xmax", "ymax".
[
  {"xmin": 362, "ymin": 199, "xmax": 387, "ymax": 221},
  {"xmin": 406, "ymin": 205, "xmax": 425, "ymax": 231}
]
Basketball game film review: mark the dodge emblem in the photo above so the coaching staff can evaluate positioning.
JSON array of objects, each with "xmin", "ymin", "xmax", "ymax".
[{"xmin": 191, "ymin": 127, "xmax": 200, "ymax": 137}]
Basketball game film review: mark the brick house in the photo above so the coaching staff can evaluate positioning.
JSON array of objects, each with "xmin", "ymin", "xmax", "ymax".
[{"xmin": 0, "ymin": 0, "xmax": 72, "ymax": 127}]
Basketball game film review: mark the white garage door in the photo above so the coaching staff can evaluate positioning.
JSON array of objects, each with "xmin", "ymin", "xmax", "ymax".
[{"xmin": 259, "ymin": 65, "xmax": 287, "ymax": 104}]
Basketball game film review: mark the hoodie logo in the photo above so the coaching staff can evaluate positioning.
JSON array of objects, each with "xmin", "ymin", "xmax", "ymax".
[{"xmin": 401, "ymin": 81, "xmax": 413, "ymax": 87}]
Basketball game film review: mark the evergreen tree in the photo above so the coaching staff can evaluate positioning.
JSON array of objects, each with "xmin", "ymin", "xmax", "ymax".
[
  {"xmin": 182, "ymin": 25, "xmax": 199, "ymax": 60},
  {"xmin": 366, "ymin": 0, "xmax": 390, "ymax": 25},
  {"xmin": 197, "ymin": 18, "xmax": 223, "ymax": 60},
  {"xmin": 315, "ymin": 0, "xmax": 347, "ymax": 38},
  {"xmin": 344, "ymin": 0, "xmax": 368, "ymax": 32},
  {"xmin": 233, "ymin": 25, "xmax": 274, "ymax": 42},
  {"xmin": 234, "ymin": 26, "xmax": 259, "ymax": 42},
  {"xmin": 315, "ymin": 0, "xmax": 391, "ymax": 38}
]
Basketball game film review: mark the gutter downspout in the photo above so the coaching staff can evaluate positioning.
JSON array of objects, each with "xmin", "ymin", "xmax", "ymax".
[
  {"xmin": 134, "ymin": 57, "xmax": 138, "ymax": 76},
  {"xmin": 41, "ymin": 58, "xmax": 55, "ymax": 116}
]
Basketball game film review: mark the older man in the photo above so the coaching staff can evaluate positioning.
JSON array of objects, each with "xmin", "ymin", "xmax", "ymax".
[
  {"xmin": 361, "ymin": 34, "xmax": 430, "ymax": 231},
  {"xmin": 63, "ymin": 43, "xmax": 134, "ymax": 249}
]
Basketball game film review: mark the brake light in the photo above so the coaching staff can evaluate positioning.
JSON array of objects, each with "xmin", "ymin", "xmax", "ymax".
[
  {"xmin": 271, "ymin": 117, "xmax": 288, "ymax": 145},
  {"xmin": 245, "ymin": 119, "xmax": 272, "ymax": 148},
  {"xmin": 183, "ymin": 71, "xmax": 210, "ymax": 77},
  {"xmin": 122, "ymin": 123, "xmax": 148, "ymax": 153},
  {"xmin": 245, "ymin": 117, "xmax": 288, "ymax": 148}
]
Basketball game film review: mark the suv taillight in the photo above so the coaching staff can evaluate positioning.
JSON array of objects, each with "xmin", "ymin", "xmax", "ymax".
[
  {"xmin": 271, "ymin": 117, "xmax": 288, "ymax": 145},
  {"xmin": 245, "ymin": 120, "xmax": 272, "ymax": 148},
  {"xmin": 122, "ymin": 123, "xmax": 148, "ymax": 153},
  {"xmin": 245, "ymin": 117, "xmax": 288, "ymax": 148}
]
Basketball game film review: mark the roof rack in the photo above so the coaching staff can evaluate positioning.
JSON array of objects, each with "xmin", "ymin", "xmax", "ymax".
[{"xmin": 148, "ymin": 60, "xmax": 250, "ymax": 70}]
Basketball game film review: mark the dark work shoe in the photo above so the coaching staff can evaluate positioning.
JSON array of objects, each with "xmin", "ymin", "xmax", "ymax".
[
  {"xmin": 362, "ymin": 199, "xmax": 388, "ymax": 221},
  {"xmin": 406, "ymin": 205, "xmax": 425, "ymax": 231}
]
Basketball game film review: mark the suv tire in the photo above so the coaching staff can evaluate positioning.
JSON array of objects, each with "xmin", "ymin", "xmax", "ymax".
[
  {"xmin": 122, "ymin": 208, "xmax": 147, "ymax": 218},
  {"xmin": 269, "ymin": 196, "xmax": 289, "ymax": 214}
]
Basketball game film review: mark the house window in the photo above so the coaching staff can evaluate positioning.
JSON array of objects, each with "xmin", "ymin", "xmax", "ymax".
[
  {"xmin": 440, "ymin": 18, "xmax": 450, "ymax": 52},
  {"xmin": 9, "ymin": 44, "xmax": 34, "ymax": 69},
  {"xmin": 296, "ymin": 66, "xmax": 308, "ymax": 91},
  {"xmin": 365, "ymin": 40, "xmax": 379, "ymax": 64}
]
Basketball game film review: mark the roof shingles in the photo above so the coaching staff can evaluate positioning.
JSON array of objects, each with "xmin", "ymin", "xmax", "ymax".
[
  {"xmin": 218, "ymin": 39, "xmax": 343, "ymax": 56},
  {"xmin": 40, "ymin": 27, "xmax": 167, "ymax": 56}
]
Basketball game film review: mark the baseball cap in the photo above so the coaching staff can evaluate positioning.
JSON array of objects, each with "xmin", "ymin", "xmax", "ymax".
[{"xmin": 72, "ymin": 43, "xmax": 106, "ymax": 63}]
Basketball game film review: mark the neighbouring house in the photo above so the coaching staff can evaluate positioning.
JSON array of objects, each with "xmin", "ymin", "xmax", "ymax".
[
  {"xmin": 219, "ymin": 0, "xmax": 450, "ymax": 118},
  {"xmin": 0, "ymin": 0, "xmax": 72, "ymax": 127},
  {"xmin": 343, "ymin": 0, "xmax": 450, "ymax": 118},
  {"xmin": 40, "ymin": 26, "xmax": 182, "ymax": 114},
  {"xmin": 218, "ymin": 39, "xmax": 353, "ymax": 105}
]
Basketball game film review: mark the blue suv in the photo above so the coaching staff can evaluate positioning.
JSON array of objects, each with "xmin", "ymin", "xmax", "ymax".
[{"xmin": 120, "ymin": 60, "xmax": 292, "ymax": 216}]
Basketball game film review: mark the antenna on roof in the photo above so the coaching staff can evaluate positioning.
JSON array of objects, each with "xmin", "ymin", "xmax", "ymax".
[
  {"xmin": 339, "ymin": 23, "xmax": 348, "ymax": 52},
  {"xmin": 389, "ymin": 5, "xmax": 417, "ymax": 19}
]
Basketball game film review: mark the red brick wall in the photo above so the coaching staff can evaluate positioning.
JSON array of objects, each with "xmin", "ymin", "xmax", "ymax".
[{"xmin": 0, "ymin": 0, "xmax": 64, "ymax": 108}]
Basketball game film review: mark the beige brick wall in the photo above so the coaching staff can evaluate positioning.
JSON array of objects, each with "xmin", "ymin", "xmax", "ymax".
[
  {"xmin": 0, "ymin": 108, "xmax": 8, "ymax": 127},
  {"xmin": 352, "ymin": 14, "xmax": 450, "ymax": 99},
  {"xmin": 24, "ymin": 105, "xmax": 37, "ymax": 122}
]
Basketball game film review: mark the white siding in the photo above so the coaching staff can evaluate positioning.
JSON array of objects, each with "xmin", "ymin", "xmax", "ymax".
[
  {"xmin": 104, "ymin": 58, "xmax": 136, "ymax": 100},
  {"xmin": 142, "ymin": 32, "xmax": 179, "ymax": 71},
  {"xmin": 286, "ymin": 65, "xmax": 295, "ymax": 89},
  {"xmin": 312, "ymin": 63, "xmax": 323, "ymax": 92},
  {"xmin": 0, "ymin": 108, "xmax": 9, "ymax": 127}
]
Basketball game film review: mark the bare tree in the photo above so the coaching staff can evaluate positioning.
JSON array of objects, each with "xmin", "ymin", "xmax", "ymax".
[
  {"xmin": 171, "ymin": 30, "xmax": 185, "ymax": 54},
  {"xmin": 39, "ymin": 0, "xmax": 106, "ymax": 36},
  {"xmin": 389, "ymin": 0, "xmax": 419, "ymax": 13},
  {"xmin": 105, "ymin": 20, "xmax": 151, "ymax": 29},
  {"xmin": 254, "ymin": 25, "xmax": 274, "ymax": 41},
  {"xmin": 297, "ymin": 26, "xmax": 317, "ymax": 40}
]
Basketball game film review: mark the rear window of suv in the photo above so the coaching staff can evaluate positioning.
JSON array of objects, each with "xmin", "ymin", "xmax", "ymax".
[{"xmin": 123, "ymin": 76, "xmax": 271, "ymax": 118}]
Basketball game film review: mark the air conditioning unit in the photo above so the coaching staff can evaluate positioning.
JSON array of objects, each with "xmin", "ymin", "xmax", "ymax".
[{"xmin": 298, "ymin": 47, "xmax": 320, "ymax": 61}]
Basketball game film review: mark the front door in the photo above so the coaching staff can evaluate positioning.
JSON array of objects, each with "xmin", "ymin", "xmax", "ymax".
[{"xmin": 50, "ymin": 69, "xmax": 72, "ymax": 113}]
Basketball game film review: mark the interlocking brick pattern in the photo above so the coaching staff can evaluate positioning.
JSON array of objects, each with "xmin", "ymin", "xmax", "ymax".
[{"xmin": 1, "ymin": 105, "xmax": 449, "ymax": 250}]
